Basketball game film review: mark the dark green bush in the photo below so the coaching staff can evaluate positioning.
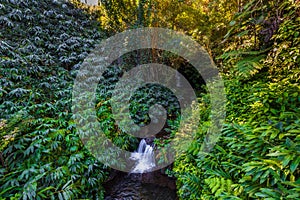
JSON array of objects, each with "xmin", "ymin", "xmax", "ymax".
[{"xmin": 0, "ymin": 0, "xmax": 109, "ymax": 199}]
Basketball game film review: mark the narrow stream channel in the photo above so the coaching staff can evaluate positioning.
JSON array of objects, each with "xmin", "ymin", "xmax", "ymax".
[{"xmin": 104, "ymin": 139, "xmax": 178, "ymax": 200}]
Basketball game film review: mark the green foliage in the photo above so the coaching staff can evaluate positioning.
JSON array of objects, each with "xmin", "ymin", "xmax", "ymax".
[
  {"xmin": 174, "ymin": 0, "xmax": 300, "ymax": 199},
  {"xmin": 144, "ymin": 0, "xmax": 238, "ymax": 59},
  {"xmin": 87, "ymin": 0, "xmax": 151, "ymax": 31},
  {"xmin": 265, "ymin": 1, "xmax": 300, "ymax": 80},
  {"xmin": 0, "ymin": 0, "xmax": 109, "ymax": 199},
  {"xmin": 220, "ymin": 0, "xmax": 300, "ymax": 80},
  {"xmin": 1, "ymin": 0, "xmax": 299, "ymax": 199},
  {"xmin": 1, "ymin": 113, "xmax": 108, "ymax": 199},
  {"xmin": 93, "ymin": 50, "xmax": 195, "ymax": 151}
]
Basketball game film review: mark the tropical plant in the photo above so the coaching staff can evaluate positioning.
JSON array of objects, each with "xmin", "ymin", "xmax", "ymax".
[{"xmin": 173, "ymin": 0, "xmax": 300, "ymax": 199}]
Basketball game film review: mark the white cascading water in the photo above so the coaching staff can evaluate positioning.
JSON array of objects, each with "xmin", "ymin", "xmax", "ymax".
[{"xmin": 130, "ymin": 139, "xmax": 155, "ymax": 173}]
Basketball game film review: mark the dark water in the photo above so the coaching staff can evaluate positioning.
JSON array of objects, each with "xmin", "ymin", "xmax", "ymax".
[{"xmin": 104, "ymin": 171, "xmax": 178, "ymax": 200}]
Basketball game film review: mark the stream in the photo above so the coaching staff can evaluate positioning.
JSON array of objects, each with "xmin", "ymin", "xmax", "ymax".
[{"xmin": 104, "ymin": 139, "xmax": 178, "ymax": 200}]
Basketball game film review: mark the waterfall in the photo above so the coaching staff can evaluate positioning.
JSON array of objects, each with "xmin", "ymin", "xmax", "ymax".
[{"xmin": 130, "ymin": 139, "xmax": 155, "ymax": 173}]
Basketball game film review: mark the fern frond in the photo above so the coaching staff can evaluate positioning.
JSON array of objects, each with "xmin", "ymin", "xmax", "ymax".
[{"xmin": 183, "ymin": 173, "xmax": 202, "ymax": 198}]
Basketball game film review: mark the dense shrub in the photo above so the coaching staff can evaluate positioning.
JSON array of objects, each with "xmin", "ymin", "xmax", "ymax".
[
  {"xmin": 0, "ymin": 0, "xmax": 108, "ymax": 199},
  {"xmin": 173, "ymin": 0, "xmax": 300, "ymax": 199}
]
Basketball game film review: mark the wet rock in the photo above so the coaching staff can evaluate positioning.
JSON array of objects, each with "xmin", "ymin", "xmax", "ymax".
[
  {"xmin": 104, "ymin": 168, "xmax": 177, "ymax": 200},
  {"xmin": 145, "ymin": 137, "xmax": 155, "ymax": 145}
]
